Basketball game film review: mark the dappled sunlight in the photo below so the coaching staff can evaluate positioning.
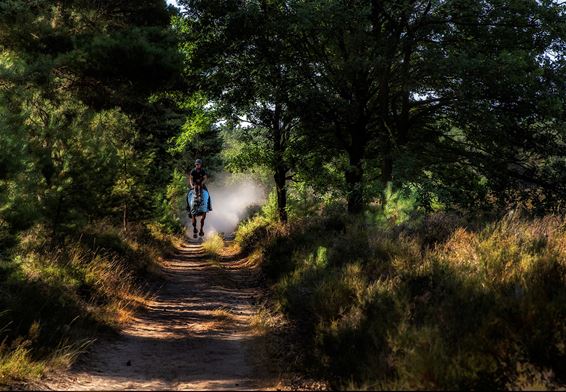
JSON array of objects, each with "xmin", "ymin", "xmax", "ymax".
[
  {"xmin": 244, "ymin": 212, "xmax": 566, "ymax": 389},
  {"xmin": 43, "ymin": 241, "xmax": 278, "ymax": 390},
  {"xmin": 2, "ymin": 0, "xmax": 566, "ymax": 389}
]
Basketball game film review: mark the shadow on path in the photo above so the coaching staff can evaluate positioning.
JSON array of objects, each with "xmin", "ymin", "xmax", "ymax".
[{"xmin": 40, "ymin": 241, "xmax": 275, "ymax": 391}]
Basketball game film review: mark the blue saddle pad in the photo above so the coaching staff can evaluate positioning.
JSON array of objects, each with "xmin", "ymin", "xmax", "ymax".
[{"xmin": 187, "ymin": 189, "xmax": 210, "ymax": 216}]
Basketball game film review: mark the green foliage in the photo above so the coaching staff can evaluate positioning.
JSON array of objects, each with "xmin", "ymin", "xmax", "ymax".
[
  {"xmin": 181, "ymin": 0, "xmax": 566, "ymax": 214},
  {"xmin": 222, "ymin": 126, "xmax": 273, "ymax": 174},
  {"xmin": 235, "ymin": 214, "xmax": 275, "ymax": 254},
  {"xmin": 0, "ymin": 342, "xmax": 45, "ymax": 384},
  {"xmin": 154, "ymin": 169, "xmax": 186, "ymax": 233},
  {"xmin": 240, "ymin": 212, "xmax": 566, "ymax": 389},
  {"xmin": 1, "ymin": 0, "xmax": 566, "ymax": 387},
  {"xmin": 0, "ymin": 1, "xmax": 184, "ymax": 386},
  {"xmin": 0, "ymin": 0, "xmax": 184, "ymax": 235},
  {"xmin": 364, "ymin": 183, "xmax": 420, "ymax": 226},
  {"xmin": 170, "ymin": 93, "xmax": 217, "ymax": 154}
]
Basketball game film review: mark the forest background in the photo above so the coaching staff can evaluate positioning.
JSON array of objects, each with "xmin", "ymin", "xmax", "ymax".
[{"xmin": 1, "ymin": 0, "xmax": 566, "ymax": 389}]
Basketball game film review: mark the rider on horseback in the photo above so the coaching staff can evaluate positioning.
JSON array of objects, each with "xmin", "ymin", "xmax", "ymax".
[
  {"xmin": 189, "ymin": 159, "xmax": 212, "ymax": 211},
  {"xmin": 186, "ymin": 159, "xmax": 213, "ymax": 238}
]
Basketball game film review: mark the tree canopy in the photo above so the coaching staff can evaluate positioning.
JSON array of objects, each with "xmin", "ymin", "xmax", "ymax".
[
  {"xmin": 178, "ymin": 0, "xmax": 566, "ymax": 219},
  {"xmin": 0, "ymin": 0, "xmax": 185, "ymax": 236},
  {"xmin": 1, "ymin": 0, "xmax": 565, "ymax": 230}
]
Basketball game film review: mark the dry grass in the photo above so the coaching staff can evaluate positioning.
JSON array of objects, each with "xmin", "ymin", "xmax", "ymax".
[
  {"xmin": 202, "ymin": 233, "xmax": 225, "ymax": 257},
  {"xmin": 210, "ymin": 307, "xmax": 236, "ymax": 328},
  {"xmin": 0, "ymin": 221, "xmax": 175, "ymax": 387},
  {"xmin": 0, "ymin": 344, "xmax": 45, "ymax": 384},
  {"xmin": 220, "ymin": 241, "xmax": 243, "ymax": 258},
  {"xmin": 241, "ymin": 212, "xmax": 566, "ymax": 389},
  {"xmin": 250, "ymin": 306, "xmax": 280, "ymax": 336}
]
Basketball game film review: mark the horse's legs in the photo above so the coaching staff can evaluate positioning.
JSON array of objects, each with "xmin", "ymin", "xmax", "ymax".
[
  {"xmin": 192, "ymin": 216, "xmax": 198, "ymax": 238},
  {"xmin": 199, "ymin": 213, "xmax": 206, "ymax": 236}
]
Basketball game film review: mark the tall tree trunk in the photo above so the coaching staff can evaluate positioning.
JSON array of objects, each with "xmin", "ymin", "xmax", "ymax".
[
  {"xmin": 381, "ymin": 154, "xmax": 393, "ymax": 185},
  {"xmin": 382, "ymin": 29, "xmax": 410, "ymax": 187},
  {"xmin": 273, "ymin": 103, "xmax": 288, "ymax": 223},
  {"xmin": 274, "ymin": 167, "xmax": 288, "ymax": 223},
  {"xmin": 122, "ymin": 153, "xmax": 129, "ymax": 231},
  {"xmin": 346, "ymin": 142, "xmax": 364, "ymax": 214}
]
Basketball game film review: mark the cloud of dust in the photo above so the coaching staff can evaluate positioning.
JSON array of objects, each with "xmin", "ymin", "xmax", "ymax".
[{"xmin": 184, "ymin": 173, "xmax": 266, "ymax": 238}]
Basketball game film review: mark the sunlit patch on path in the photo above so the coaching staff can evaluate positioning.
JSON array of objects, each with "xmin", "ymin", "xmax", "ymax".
[{"xmin": 40, "ymin": 241, "xmax": 276, "ymax": 391}]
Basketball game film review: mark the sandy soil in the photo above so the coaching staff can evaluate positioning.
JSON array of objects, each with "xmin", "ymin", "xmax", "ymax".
[{"xmin": 40, "ymin": 241, "xmax": 277, "ymax": 391}]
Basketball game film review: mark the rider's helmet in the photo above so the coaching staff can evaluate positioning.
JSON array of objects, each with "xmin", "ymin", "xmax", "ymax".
[{"xmin": 195, "ymin": 158, "xmax": 203, "ymax": 165}]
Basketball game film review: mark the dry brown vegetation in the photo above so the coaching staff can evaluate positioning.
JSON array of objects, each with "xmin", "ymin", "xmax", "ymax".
[
  {"xmin": 237, "ymin": 211, "xmax": 566, "ymax": 389},
  {"xmin": 0, "ymin": 221, "xmax": 175, "ymax": 388}
]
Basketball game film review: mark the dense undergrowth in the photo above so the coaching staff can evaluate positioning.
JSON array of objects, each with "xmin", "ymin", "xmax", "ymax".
[
  {"xmin": 0, "ymin": 221, "xmax": 175, "ymax": 387},
  {"xmin": 237, "ymin": 210, "xmax": 566, "ymax": 389}
]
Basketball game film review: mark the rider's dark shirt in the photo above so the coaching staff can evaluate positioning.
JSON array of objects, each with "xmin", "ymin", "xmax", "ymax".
[{"xmin": 190, "ymin": 168, "xmax": 207, "ymax": 186}]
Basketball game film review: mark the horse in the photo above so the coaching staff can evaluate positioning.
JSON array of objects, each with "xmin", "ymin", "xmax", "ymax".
[{"xmin": 187, "ymin": 184, "xmax": 209, "ymax": 238}]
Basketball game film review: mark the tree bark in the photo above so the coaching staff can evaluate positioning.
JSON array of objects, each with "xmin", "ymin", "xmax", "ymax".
[
  {"xmin": 346, "ymin": 142, "xmax": 364, "ymax": 214},
  {"xmin": 273, "ymin": 103, "xmax": 288, "ymax": 223},
  {"xmin": 122, "ymin": 152, "xmax": 129, "ymax": 231},
  {"xmin": 274, "ymin": 167, "xmax": 288, "ymax": 223}
]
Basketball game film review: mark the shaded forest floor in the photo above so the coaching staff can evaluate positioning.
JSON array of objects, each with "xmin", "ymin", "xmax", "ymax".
[{"xmin": 36, "ymin": 240, "xmax": 282, "ymax": 390}]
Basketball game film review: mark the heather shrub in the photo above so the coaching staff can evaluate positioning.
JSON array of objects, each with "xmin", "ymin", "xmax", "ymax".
[{"xmin": 239, "ymin": 212, "xmax": 566, "ymax": 389}]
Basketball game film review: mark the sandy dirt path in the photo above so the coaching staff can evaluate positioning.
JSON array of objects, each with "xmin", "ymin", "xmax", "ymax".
[{"xmin": 41, "ymin": 241, "xmax": 276, "ymax": 391}]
